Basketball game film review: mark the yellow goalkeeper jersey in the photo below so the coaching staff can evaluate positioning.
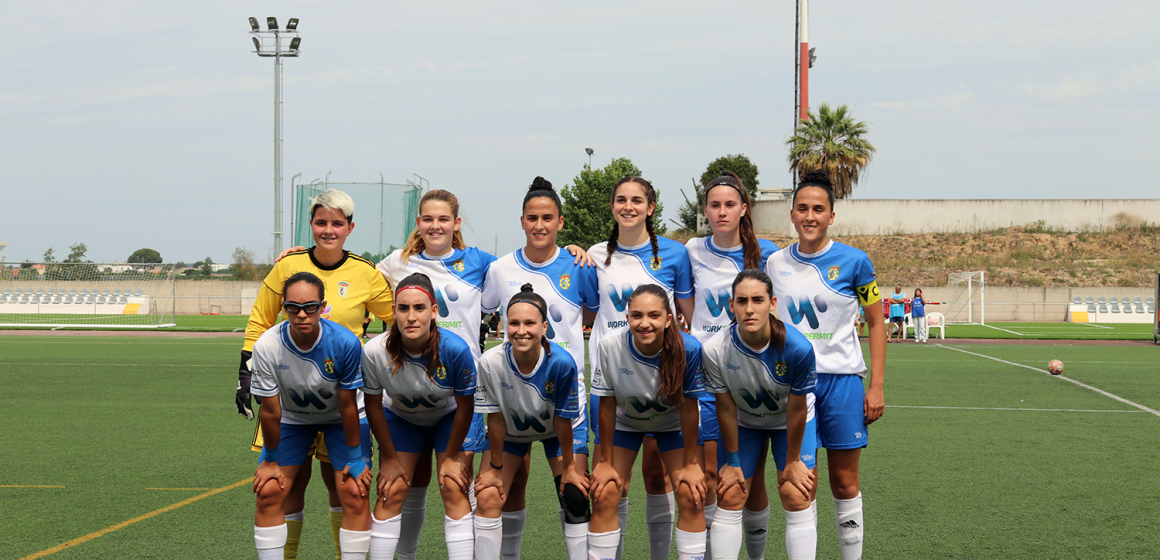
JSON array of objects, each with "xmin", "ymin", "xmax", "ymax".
[{"xmin": 243, "ymin": 249, "xmax": 395, "ymax": 352}]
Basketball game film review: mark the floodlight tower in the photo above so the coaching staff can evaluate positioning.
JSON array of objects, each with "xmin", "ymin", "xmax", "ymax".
[{"xmin": 248, "ymin": 16, "xmax": 301, "ymax": 255}]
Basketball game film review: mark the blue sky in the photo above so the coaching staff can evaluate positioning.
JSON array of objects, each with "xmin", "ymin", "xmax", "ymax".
[{"xmin": 2, "ymin": 1, "xmax": 1157, "ymax": 264}]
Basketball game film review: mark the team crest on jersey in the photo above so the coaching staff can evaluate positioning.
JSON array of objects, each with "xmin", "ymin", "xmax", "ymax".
[
  {"xmin": 650, "ymin": 257, "xmax": 662, "ymax": 270},
  {"xmin": 337, "ymin": 281, "xmax": 350, "ymax": 298},
  {"xmin": 452, "ymin": 260, "xmax": 465, "ymax": 272},
  {"xmin": 324, "ymin": 358, "xmax": 335, "ymax": 374},
  {"xmin": 545, "ymin": 381, "xmax": 555, "ymax": 394},
  {"xmin": 775, "ymin": 361, "xmax": 787, "ymax": 378},
  {"xmin": 435, "ymin": 365, "xmax": 448, "ymax": 380},
  {"xmin": 559, "ymin": 274, "xmax": 571, "ymax": 290},
  {"xmin": 827, "ymin": 266, "xmax": 840, "ymax": 281}
]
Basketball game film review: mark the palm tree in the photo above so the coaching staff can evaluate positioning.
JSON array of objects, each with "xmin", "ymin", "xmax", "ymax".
[{"xmin": 786, "ymin": 103, "xmax": 875, "ymax": 199}]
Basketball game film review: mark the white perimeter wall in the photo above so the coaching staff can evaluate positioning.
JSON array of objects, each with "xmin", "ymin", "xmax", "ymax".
[{"xmin": 751, "ymin": 199, "xmax": 1160, "ymax": 237}]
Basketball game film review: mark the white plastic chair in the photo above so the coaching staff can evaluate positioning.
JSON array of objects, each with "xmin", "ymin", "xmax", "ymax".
[{"xmin": 926, "ymin": 312, "xmax": 946, "ymax": 340}]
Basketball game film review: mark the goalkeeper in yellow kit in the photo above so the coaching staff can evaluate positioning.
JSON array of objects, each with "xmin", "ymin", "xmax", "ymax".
[{"xmin": 236, "ymin": 189, "xmax": 394, "ymax": 559}]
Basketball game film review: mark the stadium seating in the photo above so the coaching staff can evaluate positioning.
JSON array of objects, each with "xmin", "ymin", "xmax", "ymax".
[
  {"xmin": 30, "ymin": 295, "xmax": 40, "ymax": 304},
  {"xmin": 1147, "ymin": 297, "xmax": 1156, "ymax": 305},
  {"xmin": 1072, "ymin": 296, "xmax": 1082, "ymax": 304},
  {"xmin": 0, "ymin": 295, "xmax": 6, "ymax": 303},
  {"xmin": 926, "ymin": 312, "xmax": 946, "ymax": 339},
  {"xmin": 63, "ymin": 296, "xmax": 72, "ymax": 304},
  {"xmin": 97, "ymin": 296, "xmax": 106, "ymax": 304},
  {"xmin": 85, "ymin": 295, "xmax": 96, "ymax": 304},
  {"xmin": 1085, "ymin": 296, "xmax": 1094, "ymax": 304},
  {"xmin": 135, "ymin": 289, "xmax": 144, "ymax": 296},
  {"xmin": 1109, "ymin": 296, "xmax": 1118, "ymax": 304},
  {"xmin": 79, "ymin": 288, "xmax": 88, "ymax": 295},
  {"xmin": 46, "ymin": 288, "xmax": 56, "ymax": 296},
  {"xmin": 112, "ymin": 288, "xmax": 121, "ymax": 296},
  {"xmin": 119, "ymin": 295, "xmax": 128, "ymax": 304},
  {"xmin": 1098, "ymin": 304, "xmax": 1108, "ymax": 313},
  {"xmin": 14, "ymin": 288, "xmax": 24, "ymax": 296},
  {"xmin": 101, "ymin": 289, "xmax": 110, "ymax": 296},
  {"xmin": 1, "ymin": 287, "xmax": 9, "ymax": 295},
  {"xmin": 20, "ymin": 295, "xmax": 30, "ymax": 303},
  {"xmin": 1097, "ymin": 296, "xmax": 1106, "ymax": 304},
  {"xmin": 1087, "ymin": 304, "xmax": 1096, "ymax": 314},
  {"xmin": 1110, "ymin": 303, "xmax": 1120, "ymax": 313},
  {"xmin": 1143, "ymin": 304, "xmax": 1151, "ymax": 314},
  {"xmin": 35, "ymin": 288, "xmax": 45, "ymax": 296},
  {"xmin": 69, "ymin": 288, "xmax": 77, "ymax": 295},
  {"xmin": 1123, "ymin": 304, "xmax": 1133, "ymax": 314}
]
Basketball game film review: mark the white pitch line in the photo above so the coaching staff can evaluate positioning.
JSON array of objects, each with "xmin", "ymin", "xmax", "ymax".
[
  {"xmin": 888, "ymin": 405, "xmax": 1143, "ymax": 413},
  {"xmin": 982, "ymin": 324, "xmax": 1025, "ymax": 336},
  {"xmin": 936, "ymin": 345, "xmax": 1160, "ymax": 418}
]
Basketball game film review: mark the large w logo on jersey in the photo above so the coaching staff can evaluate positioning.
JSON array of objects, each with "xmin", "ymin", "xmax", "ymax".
[
  {"xmin": 784, "ymin": 295, "xmax": 828, "ymax": 329},
  {"xmin": 606, "ymin": 283, "xmax": 635, "ymax": 312},
  {"xmin": 628, "ymin": 397, "xmax": 669, "ymax": 414},
  {"xmin": 703, "ymin": 288, "xmax": 734, "ymax": 320},
  {"xmin": 434, "ymin": 285, "xmax": 459, "ymax": 318},
  {"xmin": 738, "ymin": 387, "xmax": 781, "ymax": 412},
  {"xmin": 395, "ymin": 394, "xmax": 440, "ymax": 409},
  {"xmin": 288, "ymin": 387, "xmax": 334, "ymax": 410},
  {"xmin": 510, "ymin": 411, "xmax": 549, "ymax": 433}
]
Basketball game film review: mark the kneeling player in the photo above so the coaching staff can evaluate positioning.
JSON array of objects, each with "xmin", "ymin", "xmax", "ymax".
[
  {"xmin": 703, "ymin": 270, "xmax": 819, "ymax": 560},
  {"xmin": 251, "ymin": 272, "xmax": 373, "ymax": 559}
]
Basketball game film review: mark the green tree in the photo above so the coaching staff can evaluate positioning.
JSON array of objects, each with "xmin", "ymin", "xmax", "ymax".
[
  {"xmin": 558, "ymin": 157, "xmax": 665, "ymax": 249},
  {"xmin": 42, "ymin": 248, "xmax": 56, "ymax": 264},
  {"xmin": 128, "ymin": 248, "xmax": 162, "ymax": 264},
  {"xmin": 677, "ymin": 154, "xmax": 762, "ymax": 231},
  {"xmin": 200, "ymin": 257, "xmax": 214, "ymax": 278},
  {"xmin": 785, "ymin": 103, "xmax": 876, "ymax": 199},
  {"xmin": 64, "ymin": 243, "xmax": 88, "ymax": 263},
  {"xmin": 232, "ymin": 247, "xmax": 260, "ymax": 281}
]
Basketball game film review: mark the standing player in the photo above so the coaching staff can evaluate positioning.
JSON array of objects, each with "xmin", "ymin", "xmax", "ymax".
[
  {"xmin": 239, "ymin": 189, "xmax": 395, "ymax": 560},
  {"xmin": 684, "ymin": 171, "xmax": 780, "ymax": 557},
  {"xmin": 765, "ymin": 170, "xmax": 886, "ymax": 560},
  {"xmin": 703, "ymin": 269, "xmax": 819, "ymax": 560},
  {"xmin": 589, "ymin": 284, "xmax": 708, "ymax": 560},
  {"xmin": 587, "ymin": 175, "xmax": 695, "ymax": 560},
  {"xmin": 361, "ymin": 273, "xmax": 478, "ymax": 560},
  {"xmin": 251, "ymin": 272, "xmax": 373, "ymax": 560},
  {"xmin": 473, "ymin": 285, "xmax": 590, "ymax": 560},
  {"xmin": 480, "ymin": 177, "xmax": 599, "ymax": 558}
]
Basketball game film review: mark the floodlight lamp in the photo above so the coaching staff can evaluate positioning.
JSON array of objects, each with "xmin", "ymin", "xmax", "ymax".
[
  {"xmin": 252, "ymin": 37, "xmax": 261, "ymax": 52},
  {"xmin": 808, "ymin": 47, "xmax": 817, "ymax": 68},
  {"xmin": 585, "ymin": 148, "xmax": 594, "ymax": 156},
  {"xmin": 267, "ymin": 17, "xmax": 278, "ymax": 30},
  {"xmin": 249, "ymin": 17, "xmax": 260, "ymax": 31},
  {"xmin": 286, "ymin": 18, "xmax": 299, "ymax": 30},
  {"xmin": 289, "ymin": 37, "xmax": 301, "ymax": 51}
]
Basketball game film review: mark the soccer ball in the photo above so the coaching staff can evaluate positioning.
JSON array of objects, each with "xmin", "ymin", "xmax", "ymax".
[{"xmin": 1048, "ymin": 359, "xmax": 1064, "ymax": 375}]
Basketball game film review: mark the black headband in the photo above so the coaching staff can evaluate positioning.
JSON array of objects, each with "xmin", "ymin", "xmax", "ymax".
[
  {"xmin": 705, "ymin": 177, "xmax": 745, "ymax": 200},
  {"xmin": 508, "ymin": 298, "xmax": 547, "ymax": 321}
]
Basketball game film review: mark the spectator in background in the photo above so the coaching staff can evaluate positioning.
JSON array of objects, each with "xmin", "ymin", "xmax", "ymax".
[
  {"xmin": 889, "ymin": 285, "xmax": 906, "ymax": 343},
  {"xmin": 911, "ymin": 288, "xmax": 928, "ymax": 343},
  {"xmin": 856, "ymin": 305, "xmax": 867, "ymax": 338}
]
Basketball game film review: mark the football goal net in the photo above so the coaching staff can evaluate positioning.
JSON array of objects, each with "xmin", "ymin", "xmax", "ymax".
[
  {"xmin": 943, "ymin": 271, "xmax": 986, "ymax": 324},
  {"xmin": 292, "ymin": 181, "xmax": 422, "ymax": 263},
  {"xmin": 0, "ymin": 263, "xmax": 177, "ymax": 328}
]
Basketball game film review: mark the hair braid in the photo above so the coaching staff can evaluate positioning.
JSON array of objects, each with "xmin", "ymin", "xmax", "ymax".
[
  {"xmin": 645, "ymin": 214, "xmax": 660, "ymax": 269},
  {"xmin": 604, "ymin": 224, "xmax": 620, "ymax": 265}
]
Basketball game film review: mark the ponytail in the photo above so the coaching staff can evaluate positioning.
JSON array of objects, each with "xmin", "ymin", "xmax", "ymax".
[
  {"xmin": 384, "ymin": 273, "xmax": 443, "ymax": 381},
  {"xmin": 627, "ymin": 284, "xmax": 685, "ymax": 407},
  {"xmin": 705, "ymin": 170, "xmax": 762, "ymax": 269},
  {"xmin": 507, "ymin": 283, "xmax": 552, "ymax": 359}
]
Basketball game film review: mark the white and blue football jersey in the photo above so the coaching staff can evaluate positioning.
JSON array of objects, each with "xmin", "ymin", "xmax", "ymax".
[
  {"xmin": 361, "ymin": 327, "xmax": 477, "ymax": 427},
  {"xmin": 586, "ymin": 237, "xmax": 693, "ymax": 381},
  {"xmin": 591, "ymin": 328, "xmax": 705, "ymax": 433},
  {"xmin": 686, "ymin": 236, "xmax": 779, "ymax": 344},
  {"xmin": 702, "ymin": 323, "xmax": 816, "ymax": 430},
  {"xmin": 481, "ymin": 246, "xmax": 599, "ymax": 387},
  {"xmin": 378, "ymin": 247, "xmax": 498, "ymax": 361},
  {"xmin": 765, "ymin": 240, "xmax": 881, "ymax": 376},
  {"xmin": 475, "ymin": 340, "xmax": 581, "ymax": 442},
  {"xmin": 251, "ymin": 318, "xmax": 365, "ymax": 425}
]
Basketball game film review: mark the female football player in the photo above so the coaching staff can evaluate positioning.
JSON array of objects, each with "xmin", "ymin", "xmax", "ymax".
[
  {"xmin": 684, "ymin": 171, "xmax": 780, "ymax": 557},
  {"xmin": 765, "ymin": 170, "xmax": 886, "ymax": 560},
  {"xmin": 480, "ymin": 177, "xmax": 599, "ymax": 557},
  {"xmin": 251, "ymin": 272, "xmax": 373, "ymax": 560},
  {"xmin": 473, "ymin": 285, "xmax": 590, "ymax": 560},
  {"xmin": 703, "ymin": 269, "xmax": 819, "ymax": 560},
  {"xmin": 587, "ymin": 176, "xmax": 695, "ymax": 560},
  {"xmin": 361, "ymin": 272, "xmax": 478, "ymax": 560},
  {"xmin": 589, "ymin": 284, "xmax": 707, "ymax": 560},
  {"xmin": 242, "ymin": 189, "xmax": 394, "ymax": 559}
]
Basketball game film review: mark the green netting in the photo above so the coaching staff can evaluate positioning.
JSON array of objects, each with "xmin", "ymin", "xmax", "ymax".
[{"xmin": 293, "ymin": 182, "xmax": 421, "ymax": 262}]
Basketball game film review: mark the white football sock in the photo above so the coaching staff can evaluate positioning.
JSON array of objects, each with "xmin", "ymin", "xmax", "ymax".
[
  {"xmin": 709, "ymin": 508, "xmax": 742, "ymax": 560},
  {"xmin": 703, "ymin": 503, "xmax": 717, "ymax": 559},
  {"xmin": 474, "ymin": 515, "xmax": 503, "ymax": 560},
  {"xmin": 785, "ymin": 507, "xmax": 817, "ymax": 560},
  {"xmin": 834, "ymin": 494, "xmax": 863, "ymax": 560},
  {"xmin": 254, "ymin": 524, "xmax": 287, "ymax": 560},
  {"xmin": 397, "ymin": 486, "xmax": 428, "ymax": 560},
  {"xmin": 284, "ymin": 511, "xmax": 304, "ymax": 522},
  {"xmin": 501, "ymin": 509, "xmax": 527, "ymax": 559},
  {"xmin": 446, "ymin": 514, "xmax": 475, "ymax": 560},
  {"xmin": 588, "ymin": 529, "xmax": 620, "ymax": 560},
  {"xmin": 675, "ymin": 528, "xmax": 707, "ymax": 560},
  {"xmin": 743, "ymin": 506, "xmax": 770, "ymax": 560},
  {"xmin": 339, "ymin": 528, "xmax": 371, "ymax": 559},
  {"xmin": 469, "ymin": 483, "xmax": 478, "ymax": 512},
  {"xmin": 369, "ymin": 513, "xmax": 401, "ymax": 560},
  {"xmin": 565, "ymin": 519, "xmax": 590, "ymax": 560},
  {"xmin": 616, "ymin": 497, "xmax": 629, "ymax": 560},
  {"xmin": 646, "ymin": 493, "xmax": 675, "ymax": 560}
]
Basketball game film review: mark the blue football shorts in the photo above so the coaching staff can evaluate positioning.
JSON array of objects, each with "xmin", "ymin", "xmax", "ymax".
[
  {"xmin": 718, "ymin": 417, "xmax": 818, "ymax": 480},
  {"xmin": 813, "ymin": 373, "xmax": 869, "ymax": 450}
]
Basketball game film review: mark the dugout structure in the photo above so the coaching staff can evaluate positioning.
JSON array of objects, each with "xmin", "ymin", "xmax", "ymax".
[
  {"xmin": 0, "ymin": 263, "xmax": 177, "ymax": 328},
  {"xmin": 292, "ymin": 180, "xmax": 421, "ymax": 262},
  {"xmin": 943, "ymin": 271, "xmax": 986, "ymax": 325}
]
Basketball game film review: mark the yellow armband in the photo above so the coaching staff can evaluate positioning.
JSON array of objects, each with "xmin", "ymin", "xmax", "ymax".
[{"xmin": 855, "ymin": 280, "xmax": 882, "ymax": 306}]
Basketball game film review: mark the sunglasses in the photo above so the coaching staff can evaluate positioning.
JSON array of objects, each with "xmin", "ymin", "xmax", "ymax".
[{"xmin": 283, "ymin": 300, "xmax": 323, "ymax": 315}]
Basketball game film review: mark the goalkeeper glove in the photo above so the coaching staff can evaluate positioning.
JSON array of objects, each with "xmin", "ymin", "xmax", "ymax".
[{"xmin": 236, "ymin": 350, "xmax": 255, "ymax": 420}]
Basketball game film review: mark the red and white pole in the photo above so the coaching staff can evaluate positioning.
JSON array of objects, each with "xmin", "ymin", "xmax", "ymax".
[{"xmin": 798, "ymin": 0, "xmax": 809, "ymax": 122}]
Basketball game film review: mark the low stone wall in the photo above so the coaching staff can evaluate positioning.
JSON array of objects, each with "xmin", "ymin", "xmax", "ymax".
[{"xmin": 882, "ymin": 286, "xmax": 1153, "ymax": 323}]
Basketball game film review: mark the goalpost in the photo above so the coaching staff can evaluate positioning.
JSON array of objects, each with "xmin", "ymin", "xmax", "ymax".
[
  {"xmin": 0, "ymin": 263, "xmax": 177, "ymax": 328},
  {"xmin": 944, "ymin": 271, "xmax": 986, "ymax": 325}
]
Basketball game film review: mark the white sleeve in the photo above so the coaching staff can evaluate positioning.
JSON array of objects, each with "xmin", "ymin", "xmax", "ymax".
[{"xmin": 250, "ymin": 343, "xmax": 280, "ymax": 398}]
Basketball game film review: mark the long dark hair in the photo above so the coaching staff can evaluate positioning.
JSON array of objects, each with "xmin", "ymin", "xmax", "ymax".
[
  {"xmin": 730, "ymin": 269, "xmax": 786, "ymax": 351},
  {"xmin": 627, "ymin": 284, "xmax": 685, "ymax": 407},
  {"xmin": 704, "ymin": 170, "xmax": 762, "ymax": 269},
  {"xmin": 605, "ymin": 176, "xmax": 660, "ymax": 267},
  {"xmin": 523, "ymin": 176, "xmax": 563, "ymax": 215},
  {"xmin": 385, "ymin": 273, "xmax": 442, "ymax": 381},
  {"xmin": 507, "ymin": 283, "xmax": 552, "ymax": 358}
]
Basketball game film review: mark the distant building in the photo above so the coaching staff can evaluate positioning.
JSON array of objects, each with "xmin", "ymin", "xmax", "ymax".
[{"xmin": 0, "ymin": 241, "xmax": 7, "ymax": 263}]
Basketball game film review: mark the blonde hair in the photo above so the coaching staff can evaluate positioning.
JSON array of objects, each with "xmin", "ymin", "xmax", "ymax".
[
  {"xmin": 310, "ymin": 189, "xmax": 355, "ymax": 221},
  {"xmin": 401, "ymin": 190, "xmax": 466, "ymax": 262}
]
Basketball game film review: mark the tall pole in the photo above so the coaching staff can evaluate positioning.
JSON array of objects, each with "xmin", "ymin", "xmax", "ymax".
[
  {"xmin": 798, "ymin": 0, "xmax": 810, "ymax": 123},
  {"xmin": 274, "ymin": 33, "xmax": 283, "ymax": 255}
]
